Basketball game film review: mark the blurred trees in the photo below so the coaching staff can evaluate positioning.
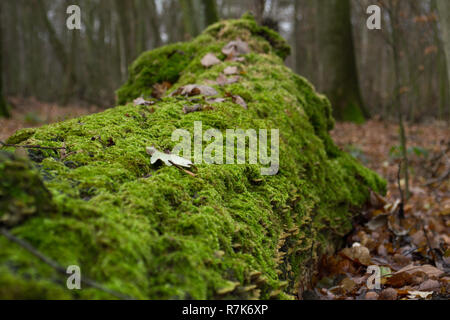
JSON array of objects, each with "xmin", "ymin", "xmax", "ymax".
[{"xmin": 0, "ymin": 0, "xmax": 448, "ymax": 121}]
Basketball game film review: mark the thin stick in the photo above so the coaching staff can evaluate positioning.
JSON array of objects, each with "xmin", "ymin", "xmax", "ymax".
[
  {"xmin": 0, "ymin": 140, "xmax": 66, "ymax": 150},
  {"xmin": 397, "ymin": 161, "xmax": 405, "ymax": 219},
  {"xmin": 0, "ymin": 227, "xmax": 133, "ymax": 300},
  {"xmin": 168, "ymin": 160, "xmax": 197, "ymax": 177}
]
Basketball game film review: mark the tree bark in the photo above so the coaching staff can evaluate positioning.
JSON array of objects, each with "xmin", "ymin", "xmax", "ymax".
[
  {"xmin": 0, "ymin": 1, "xmax": 10, "ymax": 118},
  {"xmin": 34, "ymin": 0, "xmax": 76, "ymax": 104},
  {"xmin": 180, "ymin": 0, "xmax": 200, "ymax": 39},
  {"xmin": 316, "ymin": 0, "xmax": 368, "ymax": 122},
  {"xmin": 436, "ymin": 0, "xmax": 450, "ymax": 97},
  {"xmin": 202, "ymin": 0, "xmax": 219, "ymax": 27}
]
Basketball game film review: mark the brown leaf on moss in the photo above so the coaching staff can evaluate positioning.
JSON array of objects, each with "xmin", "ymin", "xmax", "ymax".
[
  {"xmin": 183, "ymin": 104, "xmax": 214, "ymax": 114},
  {"xmin": 201, "ymin": 53, "xmax": 221, "ymax": 67},
  {"xmin": 231, "ymin": 95, "xmax": 247, "ymax": 109},
  {"xmin": 172, "ymin": 84, "xmax": 218, "ymax": 97},
  {"xmin": 133, "ymin": 97, "xmax": 155, "ymax": 106},
  {"xmin": 151, "ymin": 81, "xmax": 172, "ymax": 99},
  {"xmin": 216, "ymin": 74, "xmax": 240, "ymax": 86},
  {"xmin": 222, "ymin": 38, "xmax": 250, "ymax": 58},
  {"xmin": 223, "ymin": 66, "xmax": 239, "ymax": 75}
]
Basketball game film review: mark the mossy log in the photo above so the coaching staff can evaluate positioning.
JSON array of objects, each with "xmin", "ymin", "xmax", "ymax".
[{"xmin": 0, "ymin": 15, "xmax": 385, "ymax": 299}]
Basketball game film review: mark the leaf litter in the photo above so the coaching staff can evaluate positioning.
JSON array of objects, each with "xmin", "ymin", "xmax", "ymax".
[{"xmin": 306, "ymin": 120, "xmax": 450, "ymax": 300}]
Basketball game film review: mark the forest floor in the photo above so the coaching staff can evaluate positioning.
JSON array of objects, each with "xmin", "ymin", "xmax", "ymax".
[{"xmin": 1, "ymin": 98, "xmax": 449, "ymax": 300}]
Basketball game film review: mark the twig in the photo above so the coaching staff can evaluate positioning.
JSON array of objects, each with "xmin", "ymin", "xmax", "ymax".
[
  {"xmin": 0, "ymin": 227, "xmax": 134, "ymax": 300},
  {"xmin": 0, "ymin": 140, "xmax": 66, "ymax": 150},
  {"xmin": 422, "ymin": 226, "xmax": 438, "ymax": 266},
  {"xmin": 424, "ymin": 166, "xmax": 450, "ymax": 187},
  {"xmin": 396, "ymin": 161, "xmax": 405, "ymax": 219},
  {"xmin": 168, "ymin": 160, "xmax": 196, "ymax": 177}
]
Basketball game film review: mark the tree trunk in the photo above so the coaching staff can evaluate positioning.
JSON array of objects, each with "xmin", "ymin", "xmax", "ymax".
[
  {"xmin": 316, "ymin": 0, "xmax": 368, "ymax": 123},
  {"xmin": 436, "ymin": 0, "xmax": 450, "ymax": 98},
  {"xmin": 180, "ymin": 0, "xmax": 200, "ymax": 39},
  {"xmin": 0, "ymin": 1, "xmax": 10, "ymax": 118},
  {"xmin": 202, "ymin": 0, "xmax": 219, "ymax": 27},
  {"xmin": 0, "ymin": 16, "xmax": 385, "ymax": 300},
  {"xmin": 34, "ymin": 0, "xmax": 76, "ymax": 104}
]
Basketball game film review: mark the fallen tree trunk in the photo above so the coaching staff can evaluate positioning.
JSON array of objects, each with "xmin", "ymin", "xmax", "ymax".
[{"xmin": 0, "ymin": 15, "xmax": 385, "ymax": 299}]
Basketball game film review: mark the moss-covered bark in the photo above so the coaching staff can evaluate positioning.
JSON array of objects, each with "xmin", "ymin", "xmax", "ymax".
[{"xmin": 0, "ymin": 15, "xmax": 385, "ymax": 299}]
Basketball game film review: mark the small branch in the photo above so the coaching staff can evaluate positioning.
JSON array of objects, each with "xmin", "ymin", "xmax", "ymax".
[
  {"xmin": 168, "ymin": 160, "xmax": 197, "ymax": 177},
  {"xmin": 396, "ymin": 161, "xmax": 405, "ymax": 219},
  {"xmin": 0, "ymin": 227, "xmax": 133, "ymax": 300},
  {"xmin": 424, "ymin": 166, "xmax": 450, "ymax": 187},
  {"xmin": 0, "ymin": 140, "xmax": 66, "ymax": 150}
]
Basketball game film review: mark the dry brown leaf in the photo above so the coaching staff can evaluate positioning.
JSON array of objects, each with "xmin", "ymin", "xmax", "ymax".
[
  {"xmin": 201, "ymin": 53, "xmax": 221, "ymax": 67},
  {"xmin": 395, "ymin": 264, "xmax": 444, "ymax": 278},
  {"xmin": 223, "ymin": 66, "xmax": 239, "ymax": 75},
  {"xmin": 340, "ymin": 243, "xmax": 372, "ymax": 266},
  {"xmin": 172, "ymin": 84, "xmax": 218, "ymax": 97},
  {"xmin": 152, "ymin": 81, "xmax": 172, "ymax": 99},
  {"xmin": 183, "ymin": 104, "xmax": 213, "ymax": 114},
  {"xmin": 222, "ymin": 39, "xmax": 250, "ymax": 58},
  {"xmin": 133, "ymin": 97, "xmax": 155, "ymax": 106},
  {"xmin": 206, "ymin": 97, "xmax": 227, "ymax": 104},
  {"xmin": 216, "ymin": 74, "xmax": 240, "ymax": 86},
  {"xmin": 231, "ymin": 95, "xmax": 247, "ymax": 109}
]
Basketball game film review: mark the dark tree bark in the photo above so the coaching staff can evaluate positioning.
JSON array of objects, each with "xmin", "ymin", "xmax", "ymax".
[
  {"xmin": 0, "ymin": 1, "xmax": 10, "ymax": 118},
  {"xmin": 34, "ymin": 0, "xmax": 76, "ymax": 104},
  {"xmin": 436, "ymin": 0, "xmax": 450, "ymax": 96},
  {"xmin": 202, "ymin": 0, "xmax": 219, "ymax": 26},
  {"xmin": 316, "ymin": 0, "xmax": 368, "ymax": 122},
  {"xmin": 180, "ymin": 0, "xmax": 200, "ymax": 38}
]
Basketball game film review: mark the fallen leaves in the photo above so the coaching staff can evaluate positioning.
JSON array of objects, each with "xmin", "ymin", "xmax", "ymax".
[
  {"xmin": 172, "ymin": 84, "xmax": 218, "ymax": 97},
  {"xmin": 231, "ymin": 94, "xmax": 247, "ymax": 109},
  {"xmin": 183, "ymin": 104, "xmax": 213, "ymax": 114},
  {"xmin": 133, "ymin": 97, "xmax": 155, "ymax": 106},
  {"xmin": 223, "ymin": 66, "xmax": 239, "ymax": 75},
  {"xmin": 216, "ymin": 74, "xmax": 240, "ymax": 86},
  {"xmin": 201, "ymin": 53, "xmax": 221, "ymax": 67},
  {"xmin": 146, "ymin": 146, "xmax": 192, "ymax": 168},
  {"xmin": 340, "ymin": 243, "xmax": 372, "ymax": 266},
  {"xmin": 152, "ymin": 81, "xmax": 172, "ymax": 99},
  {"xmin": 222, "ymin": 38, "xmax": 250, "ymax": 59},
  {"xmin": 309, "ymin": 120, "xmax": 450, "ymax": 300}
]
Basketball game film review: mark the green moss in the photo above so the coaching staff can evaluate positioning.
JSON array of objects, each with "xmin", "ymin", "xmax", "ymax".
[{"xmin": 0, "ymin": 16, "xmax": 385, "ymax": 300}]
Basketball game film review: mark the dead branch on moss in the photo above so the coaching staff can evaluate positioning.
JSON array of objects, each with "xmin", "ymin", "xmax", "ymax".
[
  {"xmin": 0, "ymin": 140, "xmax": 66, "ymax": 150},
  {"xmin": 0, "ymin": 227, "xmax": 134, "ymax": 300},
  {"xmin": 168, "ymin": 160, "xmax": 197, "ymax": 177}
]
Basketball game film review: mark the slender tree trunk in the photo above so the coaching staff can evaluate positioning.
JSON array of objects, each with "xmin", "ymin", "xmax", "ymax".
[
  {"xmin": 436, "ymin": 0, "xmax": 450, "ymax": 101},
  {"xmin": 0, "ymin": 1, "xmax": 10, "ymax": 118},
  {"xmin": 388, "ymin": 0, "xmax": 410, "ymax": 200},
  {"xmin": 316, "ymin": 0, "xmax": 368, "ymax": 122},
  {"xmin": 180, "ymin": 0, "xmax": 199, "ymax": 39},
  {"xmin": 202, "ymin": 0, "xmax": 219, "ymax": 27},
  {"xmin": 34, "ymin": 0, "xmax": 76, "ymax": 104},
  {"xmin": 148, "ymin": 0, "xmax": 162, "ymax": 48}
]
